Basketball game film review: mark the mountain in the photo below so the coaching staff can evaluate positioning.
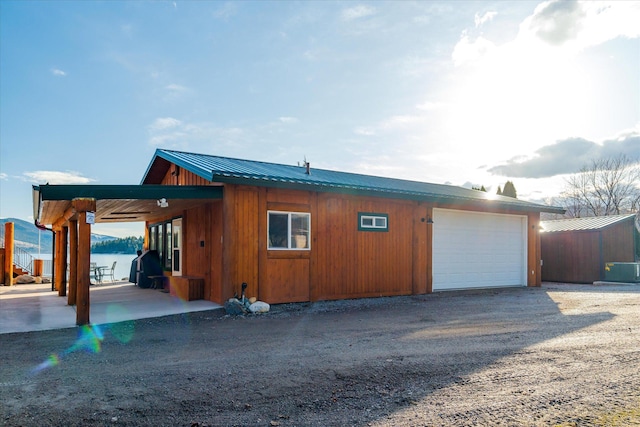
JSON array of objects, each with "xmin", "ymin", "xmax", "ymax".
[{"xmin": 0, "ymin": 217, "xmax": 116, "ymax": 253}]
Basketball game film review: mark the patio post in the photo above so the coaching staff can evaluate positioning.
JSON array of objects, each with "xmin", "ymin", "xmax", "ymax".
[
  {"xmin": 74, "ymin": 198, "xmax": 96, "ymax": 326},
  {"xmin": 3, "ymin": 222, "xmax": 14, "ymax": 286},
  {"xmin": 57, "ymin": 225, "xmax": 68, "ymax": 297},
  {"xmin": 68, "ymin": 219, "xmax": 78, "ymax": 306}
]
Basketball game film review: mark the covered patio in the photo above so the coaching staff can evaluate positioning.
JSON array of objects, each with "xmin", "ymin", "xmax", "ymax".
[
  {"xmin": 32, "ymin": 184, "xmax": 223, "ymax": 326},
  {"xmin": 0, "ymin": 281, "xmax": 221, "ymax": 334}
]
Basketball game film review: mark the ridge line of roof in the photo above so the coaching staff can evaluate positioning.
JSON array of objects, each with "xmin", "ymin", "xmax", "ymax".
[{"xmin": 153, "ymin": 148, "xmax": 564, "ymax": 213}]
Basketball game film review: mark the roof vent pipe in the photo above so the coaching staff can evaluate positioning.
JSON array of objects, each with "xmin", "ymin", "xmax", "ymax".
[{"xmin": 305, "ymin": 162, "xmax": 310, "ymax": 175}]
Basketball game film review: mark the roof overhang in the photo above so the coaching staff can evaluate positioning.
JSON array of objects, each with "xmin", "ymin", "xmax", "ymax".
[{"xmin": 33, "ymin": 184, "xmax": 223, "ymax": 226}]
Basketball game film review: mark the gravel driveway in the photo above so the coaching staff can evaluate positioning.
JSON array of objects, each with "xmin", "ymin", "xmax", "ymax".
[{"xmin": 1, "ymin": 283, "xmax": 639, "ymax": 426}]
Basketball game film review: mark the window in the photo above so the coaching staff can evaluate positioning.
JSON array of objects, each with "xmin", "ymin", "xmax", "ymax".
[
  {"xmin": 148, "ymin": 219, "xmax": 174, "ymax": 270},
  {"xmin": 268, "ymin": 211, "xmax": 310, "ymax": 250},
  {"xmin": 358, "ymin": 212, "xmax": 388, "ymax": 231}
]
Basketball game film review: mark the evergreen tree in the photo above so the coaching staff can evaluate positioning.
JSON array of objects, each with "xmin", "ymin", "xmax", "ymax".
[
  {"xmin": 502, "ymin": 181, "xmax": 517, "ymax": 198},
  {"xmin": 92, "ymin": 236, "xmax": 144, "ymax": 254},
  {"xmin": 496, "ymin": 185, "xmax": 502, "ymax": 196},
  {"xmin": 473, "ymin": 185, "xmax": 487, "ymax": 192}
]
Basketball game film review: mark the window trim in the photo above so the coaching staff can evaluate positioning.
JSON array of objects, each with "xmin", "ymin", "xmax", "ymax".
[
  {"xmin": 358, "ymin": 212, "xmax": 389, "ymax": 232},
  {"xmin": 268, "ymin": 210, "xmax": 311, "ymax": 251}
]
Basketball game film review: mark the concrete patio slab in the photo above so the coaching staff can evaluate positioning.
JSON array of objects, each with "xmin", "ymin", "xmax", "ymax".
[{"xmin": 0, "ymin": 281, "xmax": 222, "ymax": 334}]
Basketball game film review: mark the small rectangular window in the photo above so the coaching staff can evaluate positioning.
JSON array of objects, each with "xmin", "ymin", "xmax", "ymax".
[
  {"xmin": 268, "ymin": 211, "xmax": 311, "ymax": 250},
  {"xmin": 359, "ymin": 212, "xmax": 388, "ymax": 231}
]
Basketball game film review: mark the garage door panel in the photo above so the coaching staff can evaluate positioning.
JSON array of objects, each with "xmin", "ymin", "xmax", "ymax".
[{"xmin": 433, "ymin": 209, "xmax": 526, "ymax": 291}]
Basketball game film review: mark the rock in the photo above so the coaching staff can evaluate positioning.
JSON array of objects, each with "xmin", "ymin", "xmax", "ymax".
[
  {"xmin": 249, "ymin": 297, "xmax": 257, "ymax": 304},
  {"xmin": 249, "ymin": 301, "xmax": 270, "ymax": 313},
  {"xmin": 14, "ymin": 275, "xmax": 36, "ymax": 284},
  {"xmin": 224, "ymin": 298, "xmax": 249, "ymax": 315}
]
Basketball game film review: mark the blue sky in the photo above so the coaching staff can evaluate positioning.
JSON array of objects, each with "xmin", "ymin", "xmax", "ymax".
[{"xmin": 1, "ymin": 1, "xmax": 639, "ymax": 238}]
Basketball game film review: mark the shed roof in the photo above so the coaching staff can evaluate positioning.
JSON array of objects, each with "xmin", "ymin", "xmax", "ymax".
[
  {"xmin": 540, "ymin": 214, "xmax": 637, "ymax": 233},
  {"xmin": 33, "ymin": 184, "xmax": 223, "ymax": 225},
  {"xmin": 143, "ymin": 149, "xmax": 564, "ymax": 214}
]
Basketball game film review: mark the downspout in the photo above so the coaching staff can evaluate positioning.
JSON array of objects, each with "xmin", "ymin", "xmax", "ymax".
[{"xmin": 33, "ymin": 186, "xmax": 56, "ymax": 291}]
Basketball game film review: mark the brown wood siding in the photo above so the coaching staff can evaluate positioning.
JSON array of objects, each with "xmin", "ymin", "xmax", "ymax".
[
  {"xmin": 541, "ymin": 218, "xmax": 636, "ymax": 283},
  {"xmin": 183, "ymin": 203, "xmax": 218, "ymax": 301},
  {"xmin": 541, "ymin": 231, "xmax": 602, "ymax": 283},
  {"xmin": 412, "ymin": 205, "xmax": 430, "ymax": 294},
  {"xmin": 313, "ymin": 194, "xmax": 415, "ymax": 301},
  {"xmin": 260, "ymin": 188, "xmax": 311, "ymax": 303},
  {"xmin": 149, "ymin": 159, "xmax": 552, "ymax": 302},
  {"xmin": 160, "ymin": 165, "xmax": 211, "ymax": 186},
  {"xmin": 528, "ymin": 213, "xmax": 541, "ymax": 287},
  {"xmin": 602, "ymin": 219, "xmax": 635, "ymax": 263},
  {"xmin": 222, "ymin": 185, "xmax": 260, "ymax": 300}
]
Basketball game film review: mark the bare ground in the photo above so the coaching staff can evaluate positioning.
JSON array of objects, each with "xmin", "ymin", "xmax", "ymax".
[{"xmin": 1, "ymin": 283, "xmax": 640, "ymax": 426}]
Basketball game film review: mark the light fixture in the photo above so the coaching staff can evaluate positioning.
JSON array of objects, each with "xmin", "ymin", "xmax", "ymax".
[{"xmin": 157, "ymin": 198, "xmax": 169, "ymax": 208}]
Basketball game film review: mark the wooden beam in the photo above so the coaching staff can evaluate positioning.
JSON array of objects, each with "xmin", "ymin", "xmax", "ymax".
[
  {"xmin": 3, "ymin": 222, "xmax": 14, "ymax": 286},
  {"xmin": 52, "ymin": 205, "xmax": 76, "ymax": 229}
]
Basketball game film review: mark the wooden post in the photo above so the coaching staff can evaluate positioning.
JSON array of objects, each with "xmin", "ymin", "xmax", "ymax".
[
  {"xmin": 58, "ymin": 225, "xmax": 68, "ymax": 297},
  {"xmin": 33, "ymin": 259, "xmax": 44, "ymax": 277},
  {"xmin": 68, "ymin": 219, "xmax": 78, "ymax": 306},
  {"xmin": 74, "ymin": 198, "xmax": 96, "ymax": 326},
  {"xmin": 54, "ymin": 228, "xmax": 63, "ymax": 292},
  {"xmin": 3, "ymin": 222, "xmax": 14, "ymax": 286}
]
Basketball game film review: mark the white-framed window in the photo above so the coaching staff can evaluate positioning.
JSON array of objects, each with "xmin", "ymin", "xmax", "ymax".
[
  {"xmin": 359, "ymin": 212, "xmax": 388, "ymax": 231},
  {"xmin": 268, "ymin": 211, "xmax": 311, "ymax": 250}
]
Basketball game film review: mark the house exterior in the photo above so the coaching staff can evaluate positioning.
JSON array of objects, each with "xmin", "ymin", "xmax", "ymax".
[
  {"xmin": 540, "ymin": 214, "xmax": 640, "ymax": 283},
  {"xmin": 137, "ymin": 149, "xmax": 564, "ymax": 303},
  {"xmin": 33, "ymin": 149, "xmax": 565, "ymax": 320}
]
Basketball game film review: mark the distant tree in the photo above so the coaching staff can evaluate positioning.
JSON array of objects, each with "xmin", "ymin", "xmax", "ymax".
[
  {"xmin": 496, "ymin": 185, "xmax": 502, "ymax": 196},
  {"xmin": 92, "ymin": 236, "xmax": 144, "ymax": 254},
  {"xmin": 559, "ymin": 154, "xmax": 640, "ymax": 217},
  {"xmin": 473, "ymin": 185, "xmax": 487, "ymax": 192},
  {"xmin": 502, "ymin": 181, "xmax": 517, "ymax": 198}
]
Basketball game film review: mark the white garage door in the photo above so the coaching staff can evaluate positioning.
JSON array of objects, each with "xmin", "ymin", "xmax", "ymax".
[{"xmin": 432, "ymin": 209, "xmax": 527, "ymax": 291}]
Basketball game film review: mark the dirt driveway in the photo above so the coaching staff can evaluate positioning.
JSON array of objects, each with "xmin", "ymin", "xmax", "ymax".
[{"xmin": 2, "ymin": 283, "xmax": 639, "ymax": 426}]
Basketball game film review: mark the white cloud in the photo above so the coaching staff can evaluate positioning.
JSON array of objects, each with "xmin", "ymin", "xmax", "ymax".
[
  {"xmin": 521, "ymin": 0, "xmax": 640, "ymax": 51},
  {"xmin": 415, "ymin": 101, "xmax": 444, "ymax": 111},
  {"xmin": 451, "ymin": 34, "xmax": 496, "ymax": 67},
  {"xmin": 23, "ymin": 171, "xmax": 95, "ymax": 185},
  {"xmin": 165, "ymin": 83, "xmax": 188, "ymax": 93},
  {"xmin": 441, "ymin": 0, "xmax": 640, "ymax": 168},
  {"xmin": 0, "ymin": 173, "xmax": 7, "ymax": 180},
  {"xmin": 279, "ymin": 117, "xmax": 299, "ymax": 124},
  {"xmin": 475, "ymin": 11, "xmax": 497, "ymax": 28},
  {"xmin": 50, "ymin": 68, "xmax": 66, "ymax": 77},
  {"xmin": 353, "ymin": 113, "xmax": 425, "ymax": 137},
  {"xmin": 147, "ymin": 117, "xmax": 247, "ymax": 150},
  {"xmin": 341, "ymin": 5, "xmax": 376, "ymax": 21},
  {"xmin": 488, "ymin": 130, "xmax": 640, "ymax": 178},
  {"xmin": 148, "ymin": 117, "xmax": 182, "ymax": 132},
  {"xmin": 213, "ymin": 2, "xmax": 238, "ymax": 21},
  {"xmin": 378, "ymin": 115, "xmax": 422, "ymax": 131}
]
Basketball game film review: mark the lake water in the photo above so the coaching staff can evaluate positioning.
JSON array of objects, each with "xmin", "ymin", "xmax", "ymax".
[{"xmin": 36, "ymin": 253, "xmax": 138, "ymax": 281}]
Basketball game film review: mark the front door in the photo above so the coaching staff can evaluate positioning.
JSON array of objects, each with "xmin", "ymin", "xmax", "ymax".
[{"xmin": 172, "ymin": 218, "xmax": 183, "ymax": 276}]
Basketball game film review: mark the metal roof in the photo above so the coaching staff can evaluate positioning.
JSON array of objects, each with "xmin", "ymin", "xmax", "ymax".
[
  {"xmin": 143, "ymin": 149, "xmax": 565, "ymax": 214},
  {"xmin": 540, "ymin": 214, "xmax": 637, "ymax": 233}
]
